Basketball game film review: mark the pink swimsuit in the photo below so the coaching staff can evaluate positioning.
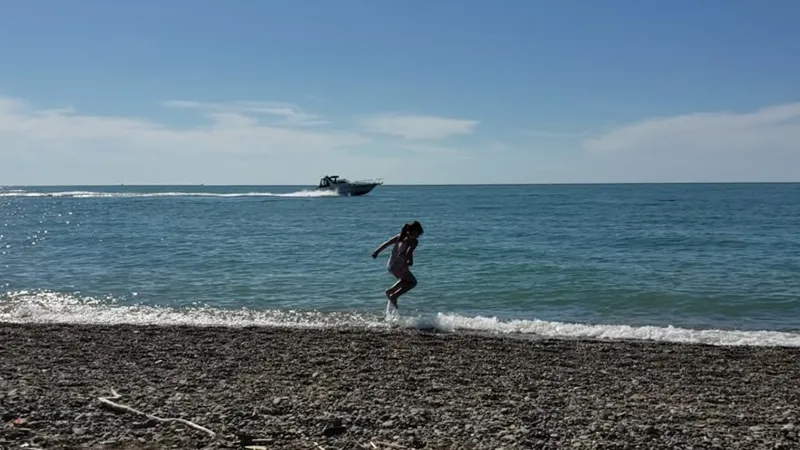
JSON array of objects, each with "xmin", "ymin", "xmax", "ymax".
[{"xmin": 387, "ymin": 238, "xmax": 411, "ymax": 277}]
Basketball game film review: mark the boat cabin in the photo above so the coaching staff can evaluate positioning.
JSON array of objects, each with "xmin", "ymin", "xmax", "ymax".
[{"xmin": 318, "ymin": 175, "xmax": 349, "ymax": 188}]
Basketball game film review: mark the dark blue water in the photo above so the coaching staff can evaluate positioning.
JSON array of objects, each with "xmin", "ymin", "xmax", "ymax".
[{"xmin": 2, "ymin": 184, "xmax": 799, "ymax": 346}]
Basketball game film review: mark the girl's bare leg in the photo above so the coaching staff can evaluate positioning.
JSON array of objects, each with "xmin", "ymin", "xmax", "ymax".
[
  {"xmin": 388, "ymin": 272, "xmax": 417, "ymax": 306},
  {"xmin": 385, "ymin": 268, "xmax": 408, "ymax": 299},
  {"xmin": 385, "ymin": 278, "xmax": 404, "ymax": 308},
  {"xmin": 385, "ymin": 277, "xmax": 404, "ymax": 296}
]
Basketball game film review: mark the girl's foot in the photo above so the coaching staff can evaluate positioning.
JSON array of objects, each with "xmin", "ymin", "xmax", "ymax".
[{"xmin": 386, "ymin": 291, "xmax": 399, "ymax": 309}]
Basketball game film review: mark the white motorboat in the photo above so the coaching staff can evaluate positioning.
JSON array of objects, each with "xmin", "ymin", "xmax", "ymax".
[{"xmin": 316, "ymin": 175, "xmax": 383, "ymax": 196}]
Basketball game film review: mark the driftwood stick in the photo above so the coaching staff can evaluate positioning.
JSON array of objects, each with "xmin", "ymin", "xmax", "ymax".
[
  {"xmin": 97, "ymin": 389, "xmax": 216, "ymax": 438},
  {"xmin": 371, "ymin": 441, "xmax": 407, "ymax": 449}
]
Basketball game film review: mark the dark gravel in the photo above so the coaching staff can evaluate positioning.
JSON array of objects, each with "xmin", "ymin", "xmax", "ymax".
[{"xmin": 1, "ymin": 323, "xmax": 799, "ymax": 449}]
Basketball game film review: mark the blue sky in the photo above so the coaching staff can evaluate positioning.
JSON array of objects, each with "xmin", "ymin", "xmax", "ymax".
[{"xmin": 1, "ymin": 0, "xmax": 799, "ymax": 185}]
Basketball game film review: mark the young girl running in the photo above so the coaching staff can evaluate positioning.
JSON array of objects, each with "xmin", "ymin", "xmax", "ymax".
[{"xmin": 371, "ymin": 221, "xmax": 424, "ymax": 309}]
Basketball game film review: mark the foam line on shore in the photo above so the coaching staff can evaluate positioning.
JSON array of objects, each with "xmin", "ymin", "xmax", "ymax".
[{"xmin": 3, "ymin": 291, "xmax": 800, "ymax": 347}]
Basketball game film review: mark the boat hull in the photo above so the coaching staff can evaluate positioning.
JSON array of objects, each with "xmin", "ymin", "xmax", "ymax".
[{"xmin": 316, "ymin": 182, "xmax": 380, "ymax": 196}]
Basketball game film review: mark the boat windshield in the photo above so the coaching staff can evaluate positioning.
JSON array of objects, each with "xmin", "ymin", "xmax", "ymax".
[{"xmin": 318, "ymin": 175, "xmax": 351, "ymax": 187}]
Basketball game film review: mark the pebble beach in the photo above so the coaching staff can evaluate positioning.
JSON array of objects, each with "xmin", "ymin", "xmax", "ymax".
[{"xmin": 1, "ymin": 323, "xmax": 798, "ymax": 449}]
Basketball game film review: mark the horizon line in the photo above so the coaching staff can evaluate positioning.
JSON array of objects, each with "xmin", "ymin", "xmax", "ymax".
[{"xmin": 3, "ymin": 181, "xmax": 800, "ymax": 188}]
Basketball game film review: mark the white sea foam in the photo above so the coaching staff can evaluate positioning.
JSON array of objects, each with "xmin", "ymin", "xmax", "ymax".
[
  {"xmin": 0, "ymin": 189, "xmax": 339, "ymax": 199},
  {"xmin": 407, "ymin": 313, "xmax": 800, "ymax": 347},
  {"xmin": 3, "ymin": 291, "xmax": 800, "ymax": 347}
]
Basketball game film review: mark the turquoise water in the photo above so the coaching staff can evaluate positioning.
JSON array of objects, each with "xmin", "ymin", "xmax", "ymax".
[{"xmin": 2, "ymin": 183, "xmax": 800, "ymax": 346}]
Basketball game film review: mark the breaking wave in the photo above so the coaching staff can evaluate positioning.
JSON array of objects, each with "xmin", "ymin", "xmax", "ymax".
[{"xmin": 3, "ymin": 291, "xmax": 800, "ymax": 348}]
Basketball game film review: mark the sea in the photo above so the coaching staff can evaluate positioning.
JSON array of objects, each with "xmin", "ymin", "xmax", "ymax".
[{"xmin": 2, "ymin": 183, "xmax": 800, "ymax": 347}]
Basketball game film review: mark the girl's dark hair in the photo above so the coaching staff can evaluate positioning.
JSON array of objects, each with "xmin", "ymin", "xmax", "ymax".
[{"xmin": 400, "ymin": 221, "xmax": 424, "ymax": 240}]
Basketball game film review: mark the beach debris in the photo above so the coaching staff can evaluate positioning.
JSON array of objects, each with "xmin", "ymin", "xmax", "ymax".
[
  {"xmin": 367, "ymin": 441, "xmax": 408, "ymax": 449},
  {"xmin": 97, "ymin": 388, "xmax": 216, "ymax": 438}
]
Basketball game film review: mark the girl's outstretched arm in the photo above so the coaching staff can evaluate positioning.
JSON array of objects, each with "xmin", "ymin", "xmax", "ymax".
[{"xmin": 371, "ymin": 234, "xmax": 399, "ymax": 258}]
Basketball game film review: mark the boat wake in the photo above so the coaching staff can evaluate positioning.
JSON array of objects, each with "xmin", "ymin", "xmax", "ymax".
[{"xmin": 0, "ymin": 189, "xmax": 340, "ymax": 199}]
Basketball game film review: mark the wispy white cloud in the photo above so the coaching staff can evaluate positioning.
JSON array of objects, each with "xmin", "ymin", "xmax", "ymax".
[
  {"xmin": 391, "ymin": 142, "xmax": 471, "ymax": 158},
  {"xmin": 0, "ymin": 97, "xmax": 369, "ymax": 158},
  {"xmin": 362, "ymin": 113, "xmax": 478, "ymax": 140},
  {"xmin": 583, "ymin": 103, "xmax": 800, "ymax": 154},
  {"xmin": 486, "ymin": 142, "xmax": 509, "ymax": 153},
  {"xmin": 0, "ymin": 97, "xmax": 166, "ymax": 141},
  {"xmin": 0, "ymin": 96, "xmax": 496, "ymax": 184},
  {"xmin": 163, "ymin": 100, "xmax": 327, "ymax": 127},
  {"xmin": 579, "ymin": 102, "xmax": 800, "ymax": 182}
]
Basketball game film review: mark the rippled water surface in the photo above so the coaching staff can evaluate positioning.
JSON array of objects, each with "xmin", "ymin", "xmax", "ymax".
[{"xmin": 2, "ymin": 183, "xmax": 800, "ymax": 346}]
